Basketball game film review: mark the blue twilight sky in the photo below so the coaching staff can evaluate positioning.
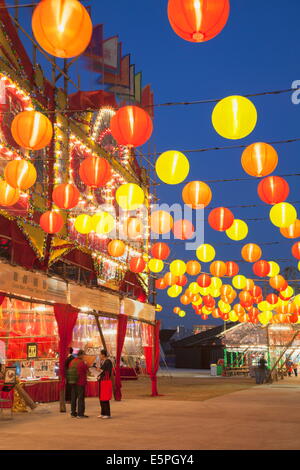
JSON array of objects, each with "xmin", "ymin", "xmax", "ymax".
[{"xmin": 18, "ymin": 1, "xmax": 300, "ymax": 329}]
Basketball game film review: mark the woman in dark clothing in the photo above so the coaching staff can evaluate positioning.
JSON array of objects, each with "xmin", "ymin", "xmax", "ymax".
[{"xmin": 98, "ymin": 349, "xmax": 113, "ymax": 419}]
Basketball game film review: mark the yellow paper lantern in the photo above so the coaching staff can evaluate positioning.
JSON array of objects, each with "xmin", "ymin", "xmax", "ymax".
[
  {"xmin": 178, "ymin": 310, "xmax": 186, "ymax": 317},
  {"xmin": 294, "ymin": 294, "xmax": 300, "ymax": 306},
  {"xmin": 229, "ymin": 311, "xmax": 239, "ymax": 322},
  {"xmin": 168, "ymin": 285, "xmax": 183, "ymax": 298},
  {"xmin": 268, "ymin": 261, "xmax": 280, "ymax": 277},
  {"xmin": 74, "ymin": 214, "xmax": 92, "ymax": 234},
  {"xmin": 196, "ymin": 244, "xmax": 216, "ymax": 262},
  {"xmin": 210, "ymin": 288, "xmax": 221, "ymax": 298},
  {"xmin": 226, "ymin": 219, "xmax": 248, "ymax": 241},
  {"xmin": 270, "ymin": 203, "xmax": 297, "ymax": 228},
  {"xmin": 210, "ymin": 277, "xmax": 222, "ymax": 290},
  {"xmin": 189, "ymin": 282, "xmax": 201, "ymax": 294},
  {"xmin": 155, "ymin": 304, "xmax": 163, "ymax": 312},
  {"xmin": 258, "ymin": 311, "xmax": 273, "ymax": 325},
  {"xmin": 199, "ymin": 287, "xmax": 211, "ymax": 296},
  {"xmin": 148, "ymin": 258, "xmax": 164, "ymax": 273},
  {"xmin": 298, "ymin": 261, "xmax": 300, "ymax": 272},
  {"xmin": 155, "ymin": 150, "xmax": 189, "ymax": 185},
  {"xmin": 280, "ymin": 285, "xmax": 294, "ymax": 299},
  {"xmin": 116, "ymin": 183, "xmax": 145, "ymax": 211},
  {"xmin": 170, "ymin": 259, "xmax": 186, "ymax": 276},
  {"xmin": 91, "ymin": 212, "xmax": 115, "ymax": 234},
  {"xmin": 212, "ymin": 95, "xmax": 257, "ymax": 140},
  {"xmin": 202, "ymin": 306, "xmax": 212, "ymax": 315},
  {"xmin": 218, "ymin": 300, "xmax": 231, "ymax": 313},
  {"xmin": 232, "ymin": 275, "xmax": 247, "ymax": 290},
  {"xmin": 192, "ymin": 296, "xmax": 202, "ymax": 306},
  {"xmin": 258, "ymin": 301, "xmax": 272, "ymax": 312}
]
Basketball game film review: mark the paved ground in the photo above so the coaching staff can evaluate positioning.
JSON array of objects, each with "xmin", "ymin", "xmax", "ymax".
[{"xmin": 1, "ymin": 376, "xmax": 300, "ymax": 450}]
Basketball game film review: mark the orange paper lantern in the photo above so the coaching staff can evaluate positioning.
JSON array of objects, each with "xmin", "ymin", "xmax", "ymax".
[
  {"xmin": 79, "ymin": 156, "xmax": 111, "ymax": 188},
  {"xmin": 208, "ymin": 207, "xmax": 234, "ymax": 232},
  {"xmin": 241, "ymin": 243, "xmax": 262, "ymax": 262},
  {"xmin": 241, "ymin": 142, "xmax": 278, "ymax": 177},
  {"xmin": 32, "ymin": 0, "xmax": 93, "ymax": 59},
  {"xmin": 182, "ymin": 181, "xmax": 212, "ymax": 209},
  {"xmin": 167, "ymin": 0, "xmax": 230, "ymax": 43},
  {"xmin": 180, "ymin": 294, "xmax": 191, "ymax": 305},
  {"xmin": 210, "ymin": 260, "xmax": 226, "ymax": 277},
  {"xmin": 4, "ymin": 159, "xmax": 37, "ymax": 190},
  {"xmin": 156, "ymin": 278, "xmax": 167, "ymax": 290},
  {"xmin": 225, "ymin": 261, "xmax": 239, "ymax": 277},
  {"xmin": 280, "ymin": 220, "xmax": 300, "ymax": 239},
  {"xmin": 0, "ymin": 180, "xmax": 20, "ymax": 206},
  {"xmin": 186, "ymin": 260, "xmax": 201, "ymax": 276},
  {"xmin": 151, "ymin": 242, "xmax": 170, "ymax": 260},
  {"xmin": 110, "ymin": 106, "xmax": 153, "ymax": 147},
  {"xmin": 269, "ymin": 275, "xmax": 288, "ymax": 291},
  {"xmin": 52, "ymin": 183, "xmax": 80, "ymax": 209},
  {"xmin": 164, "ymin": 272, "xmax": 179, "ymax": 286},
  {"xmin": 257, "ymin": 176, "xmax": 289, "ymax": 205},
  {"xmin": 11, "ymin": 111, "xmax": 53, "ymax": 150},
  {"xmin": 172, "ymin": 219, "xmax": 194, "ymax": 240},
  {"xmin": 107, "ymin": 240, "xmax": 126, "ymax": 258},
  {"xmin": 266, "ymin": 293, "xmax": 278, "ymax": 305},
  {"xmin": 151, "ymin": 211, "xmax": 173, "ymax": 234},
  {"xmin": 123, "ymin": 217, "xmax": 143, "ymax": 240},
  {"xmin": 40, "ymin": 211, "xmax": 64, "ymax": 234}
]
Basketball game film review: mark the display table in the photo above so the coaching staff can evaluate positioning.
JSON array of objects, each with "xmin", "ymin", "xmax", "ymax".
[
  {"xmin": 119, "ymin": 366, "xmax": 138, "ymax": 380},
  {"xmin": 22, "ymin": 380, "xmax": 60, "ymax": 402}
]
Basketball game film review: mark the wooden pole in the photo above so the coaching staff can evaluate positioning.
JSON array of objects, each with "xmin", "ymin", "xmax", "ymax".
[{"xmin": 95, "ymin": 315, "xmax": 107, "ymax": 351}]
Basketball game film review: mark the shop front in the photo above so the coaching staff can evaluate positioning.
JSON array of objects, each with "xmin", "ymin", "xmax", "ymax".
[{"xmin": 0, "ymin": 260, "xmax": 158, "ymax": 407}]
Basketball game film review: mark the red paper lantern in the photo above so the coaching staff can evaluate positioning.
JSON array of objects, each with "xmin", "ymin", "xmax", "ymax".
[
  {"xmin": 257, "ymin": 176, "xmax": 289, "ymax": 205},
  {"xmin": 176, "ymin": 275, "xmax": 188, "ymax": 287},
  {"xmin": 253, "ymin": 260, "xmax": 270, "ymax": 277},
  {"xmin": 225, "ymin": 261, "xmax": 239, "ymax": 277},
  {"xmin": 266, "ymin": 293, "xmax": 278, "ymax": 305},
  {"xmin": 156, "ymin": 278, "xmax": 167, "ymax": 290},
  {"xmin": 201, "ymin": 314, "xmax": 209, "ymax": 321},
  {"xmin": 203, "ymin": 295, "xmax": 215, "ymax": 309},
  {"xmin": 182, "ymin": 181, "xmax": 212, "ymax": 209},
  {"xmin": 197, "ymin": 273, "xmax": 211, "ymax": 288},
  {"xmin": 151, "ymin": 242, "xmax": 170, "ymax": 260},
  {"xmin": 167, "ymin": 0, "xmax": 230, "ymax": 43},
  {"xmin": 40, "ymin": 211, "xmax": 64, "ymax": 234},
  {"xmin": 250, "ymin": 286, "xmax": 262, "ymax": 298},
  {"xmin": 79, "ymin": 156, "xmax": 111, "ymax": 188},
  {"xmin": 110, "ymin": 106, "xmax": 153, "ymax": 147},
  {"xmin": 241, "ymin": 243, "xmax": 262, "ymax": 263},
  {"xmin": 129, "ymin": 257, "xmax": 146, "ymax": 273},
  {"xmin": 172, "ymin": 219, "xmax": 194, "ymax": 240},
  {"xmin": 290, "ymin": 314, "xmax": 299, "ymax": 324},
  {"xmin": 292, "ymin": 242, "xmax": 300, "ymax": 260},
  {"xmin": 210, "ymin": 260, "xmax": 227, "ymax": 277},
  {"xmin": 52, "ymin": 183, "xmax": 80, "ymax": 209},
  {"xmin": 208, "ymin": 207, "xmax": 234, "ymax": 232}
]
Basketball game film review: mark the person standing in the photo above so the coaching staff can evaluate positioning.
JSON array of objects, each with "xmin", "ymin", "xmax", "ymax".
[
  {"xmin": 67, "ymin": 350, "xmax": 89, "ymax": 419},
  {"xmin": 65, "ymin": 347, "xmax": 75, "ymax": 403},
  {"xmin": 257, "ymin": 355, "xmax": 267, "ymax": 384},
  {"xmin": 293, "ymin": 362, "xmax": 298, "ymax": 377},
  {"xmin": 98, "ymin": 349, "xmax": 113, "ymax": 419}
]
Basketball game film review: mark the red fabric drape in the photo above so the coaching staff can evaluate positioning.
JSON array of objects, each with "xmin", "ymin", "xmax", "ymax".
[
  {"xmin": 54, "ymin": 303, "xmax": 79, "ymax": 389},
  {"xmin": 144, "ymin": 321, "xmax": 161, "ymax": 397},
  {"xmin": 114, "ymin": 314, "xmax": 128, "ymax": 401},
  {"xmin": 0, "ymin": 293, "xmax": 5, "ymax": 306}
]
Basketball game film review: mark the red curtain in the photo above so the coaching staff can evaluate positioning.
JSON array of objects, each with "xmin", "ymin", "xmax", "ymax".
[
  {"xmin": 0, "ymin": 293, "xmax": 5, "ymax": 306},
  {"xmin": 114, "ymin": 314, "xmax": 128, "ymax": 401},
  {"xmin": 54, "ymin": 303, "xmax": 79, "ymax": 389},
  {"xmin": 144, "ymin": 320, "xmax": 161, "ymax": 397}
]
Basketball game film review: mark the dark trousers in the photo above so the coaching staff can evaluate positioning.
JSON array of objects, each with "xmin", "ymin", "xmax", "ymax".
[
  {"xmin": 294, "ymin": 369, "xmax": 298, "ymax": 377},
  {"xmin": 71, "ymin": 385, "xmax": 85, "ymax": 417},
  {"xmin": 100, "ymin": 400, "xmax": 111, "ymax": 417}
]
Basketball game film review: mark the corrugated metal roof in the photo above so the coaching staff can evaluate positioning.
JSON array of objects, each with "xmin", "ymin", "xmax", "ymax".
[{"xmin": 171, "ymin": 322, "xmax": 238, "ymax": 348}]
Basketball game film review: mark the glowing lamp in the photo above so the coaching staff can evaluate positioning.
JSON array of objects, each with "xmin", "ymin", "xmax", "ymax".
[
  {"xmin": 40, "ymin": 210, "xmax": 64, "ymax": 234},
  {"xmin": 182, "ymin": 181, "xmax": 212, "ymax": 209},
  {"xmin": 4, "ymin": 159, "xmax": 37, "ymax": 190},
  {"xmin": 110, "ymin": 106, "xmax": 153, "ymax": 147},
  {"xmin": 156, "ymin": 150, "xmax": 189, "ymax": 184},
  {"xmin": 11, "ymin": 111, "xmax": 53, "ymax": 150},
  {"xmin": 212, "ymin": 95, "xmax": 257, "ymax": 140}
]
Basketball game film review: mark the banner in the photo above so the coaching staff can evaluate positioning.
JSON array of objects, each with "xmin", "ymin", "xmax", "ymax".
[
  {"xmin": 121, "ymin": 298, "xmax": 155, "ymax": 323},
  {"xmin": 68, "ymin": 283, "xmax": 120, "ymax": 315}
]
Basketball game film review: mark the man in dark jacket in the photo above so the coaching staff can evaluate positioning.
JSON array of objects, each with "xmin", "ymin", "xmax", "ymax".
[{"xmin": 68, "ymin": 350, "xmax": 89, "ymax": 418}]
